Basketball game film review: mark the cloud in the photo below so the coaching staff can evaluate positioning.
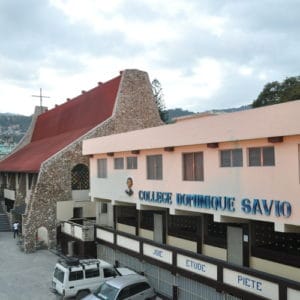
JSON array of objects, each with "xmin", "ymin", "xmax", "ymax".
[
  {"xmin": 0, "ymin": 0, "xmax": 300, "ymax": 115},
  {"xmin": 0, "ymin": 0, "xmax": 142, "ymax": 82}
]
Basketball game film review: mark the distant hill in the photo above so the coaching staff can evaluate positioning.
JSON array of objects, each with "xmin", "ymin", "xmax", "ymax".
[
  {"xmin": 0, "ymin": 113, "xmax": 32, "ymax": 144},
  {"xmin": 166, "ymin": 104, "xmax": 251, "ymax": 121},
  {"xmin": 0, "ymin": 104, "xmax": 251, "ymax": 144},
  {"xmin": 166, "ymin": 108, "xmax": 195, "ymax": 120}
]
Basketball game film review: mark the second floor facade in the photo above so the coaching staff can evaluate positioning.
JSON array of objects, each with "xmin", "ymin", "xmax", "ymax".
[{"xmin": 84, "ymin": 100, "xmax": 300, "ymax": 231}]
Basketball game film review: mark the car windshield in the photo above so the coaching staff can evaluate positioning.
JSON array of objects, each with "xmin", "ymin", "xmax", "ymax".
[
  {"xmin": 93, "ymin": 282, "xmax": 119, "ymax": 300},
  {"xmin": 54, "ymin": 267, "xmax": 64, "ymax": 283}
]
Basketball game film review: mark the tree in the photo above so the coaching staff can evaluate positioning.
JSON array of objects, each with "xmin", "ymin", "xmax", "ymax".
[
  {"xmin": 252, "ymin": 76, "xmax": 300, "ymax": 108},
  {"xmin": 151, "ymin": 79, "xmax": 169, "ymax": 123}
]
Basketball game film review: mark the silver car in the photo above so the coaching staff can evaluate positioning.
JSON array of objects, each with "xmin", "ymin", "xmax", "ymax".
[{"xmin": 83, "ymin": 274, "xmax": 156, "ymax": 300}]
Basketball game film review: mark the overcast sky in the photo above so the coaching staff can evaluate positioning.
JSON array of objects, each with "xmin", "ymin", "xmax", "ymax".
[{"xmin": 0, "ymin": 0, "xmax": 299, "ymax": 116}]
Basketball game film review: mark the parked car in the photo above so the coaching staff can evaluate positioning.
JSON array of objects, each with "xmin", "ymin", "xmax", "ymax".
[
  {"xmin": 50, "ymin": 257, "xmax": 136, "ymax": 299},
  {"xmin": 83, "ymin": 274, "xmax": 156, "ymax": 300}
]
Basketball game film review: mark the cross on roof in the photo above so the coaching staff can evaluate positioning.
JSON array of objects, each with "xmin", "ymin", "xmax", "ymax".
[{"xmin": 32, "ymin": 88, "xmax": 50, "ymax": 107}]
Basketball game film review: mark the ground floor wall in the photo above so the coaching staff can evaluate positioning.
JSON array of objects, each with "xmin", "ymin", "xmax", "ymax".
[
  {"xmin": 94, "ymin": 199, "xmax": 300, "ymax": 299},
  {"xmin": 97, "ymin": 244, "xmax": 240, "ymax": 300},
  {"xmin": 112, "ymin": 206, "xmax": 300, "ymax": 282}
]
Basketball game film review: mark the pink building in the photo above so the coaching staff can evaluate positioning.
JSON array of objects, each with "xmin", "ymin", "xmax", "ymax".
[{"xmin": 83, "ymin": 100, "xmax": 300, "ymax": 300}]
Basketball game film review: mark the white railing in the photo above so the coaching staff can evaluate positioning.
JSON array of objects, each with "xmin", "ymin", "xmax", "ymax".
[
  {"xmin": 4, "ymin": 188, "xmax": 15, "ymax": 201},
  {"xmin": 61, "ymin": 219, "xmax": 94, "ymax": 241}
]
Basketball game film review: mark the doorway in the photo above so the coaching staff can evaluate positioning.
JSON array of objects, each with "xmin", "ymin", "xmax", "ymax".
[{"xmin": 227, "ymin": 226, "xmax": 243, "ymax": 265}]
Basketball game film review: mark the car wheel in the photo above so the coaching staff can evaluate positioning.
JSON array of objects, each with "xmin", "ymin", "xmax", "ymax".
[{"xmin": 76, "ymin": 289, "xmax": 90, "ymax": 300}]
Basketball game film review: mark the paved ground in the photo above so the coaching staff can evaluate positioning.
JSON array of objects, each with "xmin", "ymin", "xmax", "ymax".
[
  {"xmin": 0, "ymin": 232, "xmax": 165, "ymax": 300},
  {"xmin": 0, "ymin": 231, "xmax": 59, "ymax": 300}
]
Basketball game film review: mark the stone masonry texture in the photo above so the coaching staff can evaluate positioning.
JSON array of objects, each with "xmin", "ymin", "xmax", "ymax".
[{"xmin": 23, "ymin": 69, "xmax": 163, "ymax": 252}]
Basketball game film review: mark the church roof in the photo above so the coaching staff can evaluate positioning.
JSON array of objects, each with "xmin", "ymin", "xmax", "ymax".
[{"xmin": 0, "ymin": 75, "xmax": 121, "ymax": 172}]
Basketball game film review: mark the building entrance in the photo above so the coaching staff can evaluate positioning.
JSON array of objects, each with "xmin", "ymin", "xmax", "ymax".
[{"xmin": 227, "ymin": 226, "xmax": 243, "ymax": 265}]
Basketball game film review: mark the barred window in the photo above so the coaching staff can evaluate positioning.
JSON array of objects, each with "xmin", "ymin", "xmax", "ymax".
[
  {"xmin": 140, "ymin": 211, "xmax": 154, "ymax": 230},
  {"xmin": 97, "ymin": 159, "xmax": 107, "ymax": 178},
  {"xmin": 146, "ymin": 155, "xmax": 162, "ymax": 180},
  {"xmin": 71, "ymin": 164, "xmax": 89, "ymax": 190},
  {"xmin": 249, "ymin": 147, "xmax": 275, "ymax": 166},
  {"xmin": 252, "ymin": 221, "xmax": 300, "ymax": 267},
  {"xmin": 117, "ymin": 206, "xmax": 137, "ymax": 227},
  {"xmin": 127, "ymin": 157, "xmax": 138, "ymax": 169},
  {"xmin": 204, "ymin": 214, "xmax": 227, "ymax": 248},
  {"xmin": 168, "ymin": 215, "xmax": 199, "ymax": 240},
  {"xmin": 114, "ymin": 157, "xmax": 124, "ymax": 169},
  {"xmin": 183, "ymin": 152, "xmax": 204, "ymax": 181},
  {"xmin": 220, "ymin": 149, "xmax": 243, "ymax": 167}
]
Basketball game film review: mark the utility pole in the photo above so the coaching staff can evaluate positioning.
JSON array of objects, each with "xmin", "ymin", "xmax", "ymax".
[{"xmin": 32, "ymin": 88, "xmax": 50, "ymax": 108}]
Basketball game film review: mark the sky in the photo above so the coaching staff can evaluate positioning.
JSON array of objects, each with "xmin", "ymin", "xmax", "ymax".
[{"xmin": 0, "ymin": 0, "xmax": 299, "ymax": 116}]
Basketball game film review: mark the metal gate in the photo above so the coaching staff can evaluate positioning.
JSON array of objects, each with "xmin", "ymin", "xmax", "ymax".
[
  {"xmin": 177, "ymin": 276, "xmax": 241, "ymax": 300},
  {"xmin": 115, "ymin": 250, "xmax": 143, "ymax": 273},
  {"xmin": 144, "ymin": 262, "xmax": 173, "ymax": 298},
  {"xmin": 97, "ymin": 245, "xmax": 241, "ymax": 300},
  {"xmin": 97, "ymin": 244, "xmax": 115, "ymax": 265}
]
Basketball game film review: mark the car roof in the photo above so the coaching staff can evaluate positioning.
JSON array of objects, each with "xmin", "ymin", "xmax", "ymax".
[
  {"xmin": 105, "ymin": 274, "xmax": 149, "ymax": 289},
  {"xmin": 56, "ymin": 258, "xmax": 113, "ymax": 270}
]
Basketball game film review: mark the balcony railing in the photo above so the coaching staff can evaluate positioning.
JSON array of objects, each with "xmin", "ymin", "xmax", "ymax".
[
  {"xmin": 95, "ymin": 225, "xmax": 300, "ymax": 300},
  {"xmin": 61, "ymin": 218, "xmax": 95, "ymax": 241}
]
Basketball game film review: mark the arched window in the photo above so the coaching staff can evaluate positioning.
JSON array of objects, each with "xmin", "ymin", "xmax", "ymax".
[{"xmin": 71, "ymin": 164, "xmax": 89, "ymax": 190}]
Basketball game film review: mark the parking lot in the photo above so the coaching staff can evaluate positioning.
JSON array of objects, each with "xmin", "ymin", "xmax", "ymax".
[
  {"xmin": 0, "ymin": 232, "xmax": 165, "ymax": 300},
  {"xmin": 0, "ymin": 231, "xmax": 58, "ymax": 300}
]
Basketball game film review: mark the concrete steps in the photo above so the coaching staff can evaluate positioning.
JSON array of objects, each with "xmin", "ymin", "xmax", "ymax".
[
  {"xmin": 0, "ymin": 214, "xmax": 11, "ymax": 232},
  {"xmin": 0, "ymin": 201, "xmax": 11, "ymax": 232}
]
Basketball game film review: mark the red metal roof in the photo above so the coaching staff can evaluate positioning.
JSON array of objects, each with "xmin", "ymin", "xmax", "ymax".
[{"xmin": 0, "ymin": 75, "xmax": 121, "ymax": 172}]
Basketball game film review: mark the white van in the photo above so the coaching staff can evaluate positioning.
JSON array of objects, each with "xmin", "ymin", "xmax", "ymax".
[{"xmin": 51, "ymin": 257, "xmax": 134, "ymax": 299}]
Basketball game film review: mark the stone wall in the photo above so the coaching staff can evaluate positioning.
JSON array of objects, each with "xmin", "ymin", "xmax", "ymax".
[
  {"xmin": 11, "ymin": 173, "xmax": 27, "ymax": 224},
  {"xmin": 23, "ymin": 69, "xmax": 163, "ymax": 252}
]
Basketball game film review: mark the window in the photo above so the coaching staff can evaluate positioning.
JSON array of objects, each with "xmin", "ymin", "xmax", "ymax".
[
  {"xmin": 101, "ymin": 203, "xmax": 108, "ymax": 214},
  {"xmin": 146, "ymin": 155, "xmax": 162, "ymax": 180},
  {"xmin": 133, "ymin": 282, "xmax": 151, "ymax": 293},
  {"xmin": 248, "ymin": 147, "xmax": 275, "ymax": 166},
  {"xmin": 97, "ymin": 159, "xmax": 107, "ymax": 178},
  {"xmin": 85, "ymin": 268, "xmax": 100, "ymax": 278},
  {"xmin": 168, "ymin": 215, "xmax": 199, "ymax": 241},
  {"xmin": 54, "ymin": 267, "xmax": 65, "ymax": 283},
  {"xmin": 118, "ymin": 287, "xmax": 131, "ymax": 300},
  {"xmin": 127, "ymin": 157, "xmax": 138, "ymax": 169},
  {"xmin": 140, "ymin": 211, "xmax": 154, "ymax": 230},
  {"xmin": 204, "ymin": 214, "xmax": 227, "ymax": 248},
  {"xmin": 117, "ymin": 206, "xmax": 137, "ymax": 227},
  {"xmin": 118, "ymin": 282, "xmax": 151, "ymax": 300},
  {"xmin": 114, "ymin": 157, "xmax": 124, "ymax": 169},
  {"xmin": 183, "ymin": 152, "xmax": 204, "ymax": 181},
  {"xmin": 69, "ymin": 270, "xmax": 83, "ymax": 281},
  {"xmin": 252, "ymin": 221, "xmax": 300, "ymax": 267},
  {"xmin": 103, "ymin": 268, "xmax": 118, "ymax": 278},
  {"xmin": 71, "ymin": 164, "xmax": 89, "ymax": 190},
  {"xmin": 220, "ymin": 149, "xmax": 243, "ymax": 167}
]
